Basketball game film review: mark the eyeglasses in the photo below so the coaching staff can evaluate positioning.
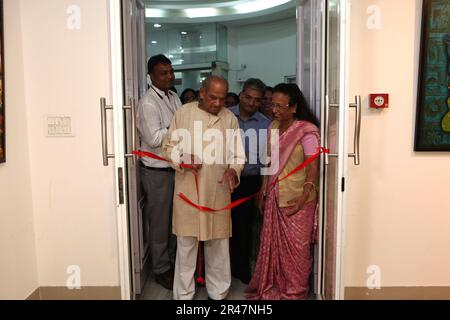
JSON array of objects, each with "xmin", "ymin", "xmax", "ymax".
[{"xmin": 271, "ymin": 103, "xmax": 291, "ymax": 111}]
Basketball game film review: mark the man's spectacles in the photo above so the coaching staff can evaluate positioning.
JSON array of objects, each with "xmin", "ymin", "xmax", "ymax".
[{"xmin": 271, "ymin": 103, "xmax": 291, "ymax": 111}]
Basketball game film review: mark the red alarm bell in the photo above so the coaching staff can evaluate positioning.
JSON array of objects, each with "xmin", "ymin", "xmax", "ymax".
[{"xmin": 369, "ymin": 94, "xmax": 389, "ymax": 109}]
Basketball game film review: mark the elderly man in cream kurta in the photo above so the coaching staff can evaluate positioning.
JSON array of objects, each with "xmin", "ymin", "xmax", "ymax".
[{"xmin": 163, "ymin": 76, "xmax": 245, "ymax": 300}]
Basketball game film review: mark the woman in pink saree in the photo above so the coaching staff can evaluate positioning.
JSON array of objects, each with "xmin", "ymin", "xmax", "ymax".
[{"xmin": 246, "ymin": 83, "xmax": 320, "ymax": 300}]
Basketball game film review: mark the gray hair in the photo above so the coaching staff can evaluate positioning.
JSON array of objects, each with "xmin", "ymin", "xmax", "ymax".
[{"xmin": 242, "ymin": 78, "xmax": 266, "ymax": 94}]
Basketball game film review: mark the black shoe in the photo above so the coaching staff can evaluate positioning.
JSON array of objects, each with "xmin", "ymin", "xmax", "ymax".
[{"xmin": 155, "ymin": 269, "xmax": 174, "ymax": 290}]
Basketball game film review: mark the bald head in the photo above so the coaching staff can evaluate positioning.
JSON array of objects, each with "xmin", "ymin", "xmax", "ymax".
[
  {"xmin": 199, "ymin": 76, "xmax": 229, "ymax": 115},
  {"xmin": 201, "ymin": 75, "xmax": 229, "ymax": 92}
]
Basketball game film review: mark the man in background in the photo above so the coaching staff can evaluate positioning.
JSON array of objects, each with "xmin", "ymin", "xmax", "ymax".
[
  {"xmin": 136, "ymin": 54, "xmax": 181, "ymax": 290},
  {"xmin": 229, "ymin": 78, "xmax": 271, "ymax": 284}
]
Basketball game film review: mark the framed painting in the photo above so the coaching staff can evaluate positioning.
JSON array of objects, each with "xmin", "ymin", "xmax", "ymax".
[
  {"xmin": 0, "ymin": 0, "xmax": 4, "ymax": 162},
  {"xmin": 414, "ymin": 0, "xmax": 450, "ymax": 151}
]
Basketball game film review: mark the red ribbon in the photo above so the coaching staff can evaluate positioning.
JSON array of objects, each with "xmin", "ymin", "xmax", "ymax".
[
  {"xmin": 133, "ymin": 147, "xmax": 329, "ymax": 286},
  {"xmin": 178, "ymin": 146, "xmax": 328, "ymax": 212},
  {"xmin": 133, "ymin": 147, "xmax": 330, "ymax": 213}
]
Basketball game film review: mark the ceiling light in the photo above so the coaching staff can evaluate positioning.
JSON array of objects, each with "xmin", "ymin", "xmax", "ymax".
[
  {"xmin": 185, "ymin": 8, "xmax": 218, "ymax": 18},
  {"xmin": 234, "ymin": 0, "xmax": 291, "ymax": 14},
  {"xmin": 146, "ymin": 9, "xmax": 165, "ymax": 18},
  {"xmin": 181, "ymin": 31, "xmax": 187, "ymax": 35},
  {"xmin": 151, "ymin": 41, "xmax": 158, "ymax": 44},
  {"xmin": 154, "ymin": 24, "xmax": 162, "ymax": 28}
]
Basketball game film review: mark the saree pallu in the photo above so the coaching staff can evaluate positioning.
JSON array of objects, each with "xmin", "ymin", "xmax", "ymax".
[{"xmin": 246, "ymin": 121, "xmax": 319, "ymax": 300}]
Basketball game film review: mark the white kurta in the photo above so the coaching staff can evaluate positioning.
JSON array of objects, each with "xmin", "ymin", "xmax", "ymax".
[{"xmin": 163, "ymin": 102, "xmax": 245, "ymax": 241}]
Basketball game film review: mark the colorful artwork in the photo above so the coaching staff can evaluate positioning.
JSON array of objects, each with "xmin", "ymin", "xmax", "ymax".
[
  {"xmin": 0, "ymin": 0, "xmax": 4, "ymax": 163},
  {"xmin": 415, "ymin": 0, "xmax": 450, "ymax": 151}
]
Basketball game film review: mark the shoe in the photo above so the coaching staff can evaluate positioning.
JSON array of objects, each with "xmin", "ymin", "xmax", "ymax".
[{"xmin": 155, "ymin": 269, "xmax": 174, "ymax": 290}]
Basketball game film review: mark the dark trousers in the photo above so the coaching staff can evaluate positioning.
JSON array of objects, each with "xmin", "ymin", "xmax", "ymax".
[
  {"xmin": 140, "ymin": 165, "xmax": 176, "ymax": 275},
  {"xmin": 230, "ymin": 175, "xmax": 262, "ymax": 284}
]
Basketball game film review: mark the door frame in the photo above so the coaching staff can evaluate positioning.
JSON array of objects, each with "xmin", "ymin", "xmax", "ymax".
[
  {"xmin": 333, "ymin": 0, "xmax": 351, "ymax": 300},
  {"xmin": 318, "ymin": 0, "xmax": 351, "ymax": 300},
  {"xmin": 109, "ymin": 0, "xmax": 132, "ymax": 300},
  {"xmin": 108, "ymin": 0, "xmax": 351, "ymax": 300}
]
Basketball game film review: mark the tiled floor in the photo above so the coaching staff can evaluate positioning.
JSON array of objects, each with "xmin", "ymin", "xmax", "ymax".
[
  {"xmin": 138, "ymin": 274, "xmax": 315, "ymax": 300},
  {"xmin": 138, "ymin": 275, "xmax": 248, "ymax": 300}
]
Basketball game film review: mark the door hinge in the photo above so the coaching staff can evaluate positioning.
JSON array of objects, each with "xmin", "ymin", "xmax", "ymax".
[
  {"xmin": 118, "ymin": 167, "xmax": 124, "ymax": 204},
  {"xmin": 341, "ymin": 177, "xmax": 346, "ymax": 192}
]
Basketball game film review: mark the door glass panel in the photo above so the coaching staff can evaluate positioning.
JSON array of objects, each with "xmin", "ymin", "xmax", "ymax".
[
  {"xmin": 122, "ymin": 0, "xmax": 148, "ymax": 297},
  {"xmin": 323, "ymin": 0, "xmax": 341, "ymax": 300}
]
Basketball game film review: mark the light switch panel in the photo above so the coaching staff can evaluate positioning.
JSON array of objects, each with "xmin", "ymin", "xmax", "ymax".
[{"xmin": 46, "ymin": 115, "xmax": 75, "ymax": 137}]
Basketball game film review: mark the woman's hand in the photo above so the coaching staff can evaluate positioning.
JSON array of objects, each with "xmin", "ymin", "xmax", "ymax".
[{"xmin": 285, "ymin": 193, "xmax": 309, "ymax": 216}]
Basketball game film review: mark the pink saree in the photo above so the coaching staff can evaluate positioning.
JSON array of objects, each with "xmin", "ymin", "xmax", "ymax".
[{"xmin": 246, "ymin": 120, "xmax": 320, "ymax": 300}]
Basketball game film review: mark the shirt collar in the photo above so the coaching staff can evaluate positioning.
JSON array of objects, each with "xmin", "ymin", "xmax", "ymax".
[
  {"xmin": 233, "ymin": 104, "xmax": 260, "ymax": 122},
  {"xmin": 151, "ymin": 85, "xmax": 173, "ymax": 100}
]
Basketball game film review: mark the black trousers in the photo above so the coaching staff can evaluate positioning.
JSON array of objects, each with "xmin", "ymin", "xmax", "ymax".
[{"xmin": 230, "ymin": 175, "xmax": 262, "ymax": 284}]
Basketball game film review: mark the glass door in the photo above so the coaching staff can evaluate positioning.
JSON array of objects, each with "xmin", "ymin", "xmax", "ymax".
[
  {"xmin": 297, "ymin": 0, "xmax": 325, "ymax": 296},
  {"xmin": 320, "ymin": 0, "xmax": 351, "ymax": 300},
  {"xmin": 122, "ymin": 0, "xmax": 148, "ymax": 298}
]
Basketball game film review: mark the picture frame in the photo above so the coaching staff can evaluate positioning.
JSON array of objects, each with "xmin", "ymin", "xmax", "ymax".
[
  {"xmin": 0, "ymin": 0, "xmax": 5, "ymax": 163},
  {"xmin": 414, "ymin": 0, "xmax": 450, "ymax": 151}
]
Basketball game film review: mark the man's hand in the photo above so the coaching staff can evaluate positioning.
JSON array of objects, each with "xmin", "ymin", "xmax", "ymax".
[
  {"xmin": 257, "ymin": 185, "xmax": 267, "ymax": 213},
  {"xmin": 182, "ymin": 154, "xmax": 202, "ymax": 175},
  {"xmin": 219, "ymin": 169, "xmax": 238, "ymax": 192}
]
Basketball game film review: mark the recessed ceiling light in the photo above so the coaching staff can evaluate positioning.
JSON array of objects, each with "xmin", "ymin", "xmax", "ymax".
[
  {"xmin": 234, "ymin": 0, "xmax": 290, "ymax": 14},
  {"xmin": 181, "ymin": 31, "xmax": 187, "ymax": 35},
  {"xmin": 151, "ymin": 41, "xmax": 158, "ymax": 44},
  {"xmin": 145, "ymin": 0, "xmax": 292, "ymax": 18},
  {"xmin": 185, "ymin": 8, "xmax": 218, "ymax": 18},
  {"xmin": 154, "ymin": 24, "xmax": 162, "ymax": 28}
]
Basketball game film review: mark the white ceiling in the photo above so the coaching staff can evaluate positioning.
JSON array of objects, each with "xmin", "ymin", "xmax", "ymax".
[{"xmin": 144, "ymin": 0, "xmax": 297, "ymax": 24}]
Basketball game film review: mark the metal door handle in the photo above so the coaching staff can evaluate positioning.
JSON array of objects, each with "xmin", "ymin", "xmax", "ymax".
[
  {"xmin": 348, "ymin": 96, "xmax": 362, "ymax": 166},
  {"xmin": 324, "ymin": 95, "xmax": 339, "ymax": 165},
  {"xmin": 100, "ymin": 98, "xmax": 115, "ymax": 166},
  {"xmin": 124, "ymin": 97, "xmax": 137, "ymax": 160}
]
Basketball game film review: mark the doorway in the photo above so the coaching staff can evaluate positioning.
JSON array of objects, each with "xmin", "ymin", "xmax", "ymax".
[{"xmin": 107, "ymin": 0, "xmax": 353, "ymax": 300}]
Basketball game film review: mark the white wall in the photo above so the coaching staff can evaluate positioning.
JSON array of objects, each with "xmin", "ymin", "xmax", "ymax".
[
  {"xmin": 227, "ymin": 18, "xmax": 297, "ymax": 94},
  {"xmin": 345, "ymin": 0, "xmax": 450, "ymax": 288},
  {"xmin": 18, "ymin": 0, "xmax": 118, "ymax": 287},
  {"xmin": 0, "ymin": 0, "xmax": 38, "ymax": 300}
]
